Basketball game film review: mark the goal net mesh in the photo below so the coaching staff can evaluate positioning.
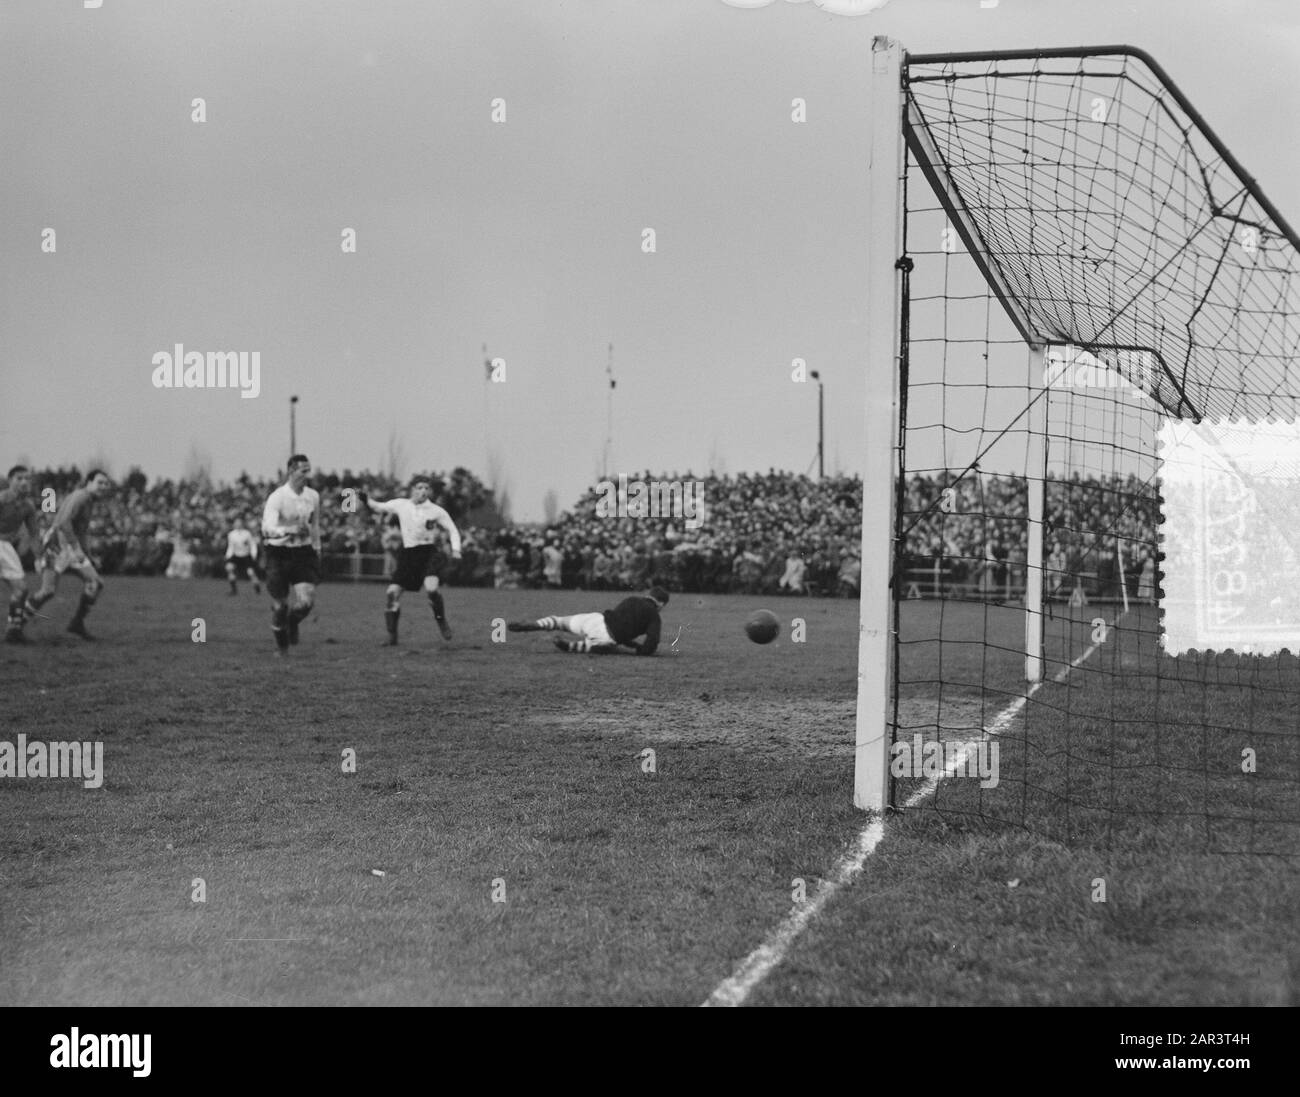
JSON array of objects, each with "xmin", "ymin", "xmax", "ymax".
[{"xmin": 893, "ymin": 48, "xmax": 1300, "ymax": 856}]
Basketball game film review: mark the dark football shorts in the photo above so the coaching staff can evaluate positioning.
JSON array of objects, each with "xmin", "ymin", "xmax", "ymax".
[
  {"xmin": 392, "ymin": 544, "xmax": 446, "ymax": 591},
  {"xmin": 228, "ymin": 554, "xmax": 263, "ymax": 579},
  {"xmin": 264, "ymin": 545, "xmax": 320, "ymax": 598}
]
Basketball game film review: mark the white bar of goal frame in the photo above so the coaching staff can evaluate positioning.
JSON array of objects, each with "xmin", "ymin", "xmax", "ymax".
[{"xmin": 854, "ymin": 37, "xmax": 905, "ymax": 813}]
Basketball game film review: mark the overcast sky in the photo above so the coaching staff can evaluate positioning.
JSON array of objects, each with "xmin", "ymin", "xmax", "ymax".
[{"xmin": 2, "ymin": 0, "xmax": 1297, "ymax": 521}]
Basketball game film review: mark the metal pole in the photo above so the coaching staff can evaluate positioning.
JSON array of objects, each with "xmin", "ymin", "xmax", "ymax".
[
  {"xmin": 605, "ymin": 343, "xmax": 614, "ymax": 480},
  {"xmin": 290, "ymin": 395, "xmax": 298, "ymax": 456},
  {"xmin": 819, "ymin": 378, "xmax": 825, "ymax": 480},
  {"xmin": 811, "ymin": 371, "xmax": 825, "ymax": 480},
  {"xmin": 1025, "ymin": 349, "xmax": 1046, "ymax": 682},
  {"xmin": 1116, "ymin": 535, "xmax": 1129, "ymax": 614}
]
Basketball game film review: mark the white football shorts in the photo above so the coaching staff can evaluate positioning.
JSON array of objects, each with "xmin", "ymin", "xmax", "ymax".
[
  {"xmin": 41, "ymin": 542, "xmax": 96, "ymax": 577},
  {"xmin": 0, "ymin": 541, "xmax": 24, "ymax": 583},
  {"xmin": 555, "ymin": 611, "xmax": 615, "ymax": 646}
]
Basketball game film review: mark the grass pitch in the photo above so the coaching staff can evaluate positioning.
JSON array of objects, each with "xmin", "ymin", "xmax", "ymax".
[{"xmin": 1, "ymin": 579, "xmax": 1296, "ymax": 1005}]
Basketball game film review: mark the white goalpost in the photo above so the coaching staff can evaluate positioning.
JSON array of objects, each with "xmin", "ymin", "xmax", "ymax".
[{"xmin": 853, "ymin": 37, "xmax": 905, "ymax": 812}]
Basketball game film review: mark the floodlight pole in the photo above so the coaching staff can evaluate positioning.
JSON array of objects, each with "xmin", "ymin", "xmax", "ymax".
[
  {"xmin": 1025, "ymin": 347, "xmax": 1047, "ymax": 683},
  {"xmin": 290, "ymin": 395, "xmax": 299, "ymax": 456},
  {"xmin": 604, "ymin": 343, "xmax": 614, "ymax": 480},
  {"xmin": 482, "ymin": 344, "xmax": 490, "ymax": 477},
  {"xmin": 811, "ymin": 370, "xmax": 825, "ymax": 479},
  {"xmin": 855, "ymin": 37, "xmax": 905, "ymax": 813}
]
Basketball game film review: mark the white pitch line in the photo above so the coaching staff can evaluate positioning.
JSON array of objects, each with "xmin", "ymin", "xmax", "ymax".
[
  {"xmin": 702, "ymin": 611, "xmax": 1127, "ymax": 1008},
  {"xmin": 702, "ymin": 817, "xmax": 885, "ymax": 1008}
]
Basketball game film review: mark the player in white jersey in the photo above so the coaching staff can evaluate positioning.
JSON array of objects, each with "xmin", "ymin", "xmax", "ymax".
[
  {"xmin": 224, "ymin": 516, "xmax": 263, "ymax": 595},
  {"xmin": 261, "ymin": 455, "xmax": 321, "ymax": 654},
  {"xmin": 360, "ymin": 477, "xmax": 462, "ymax": 645}
]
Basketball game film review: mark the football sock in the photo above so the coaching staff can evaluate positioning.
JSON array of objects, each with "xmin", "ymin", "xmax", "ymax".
[
  {"xmin": 271, "ymin": 603, "xmax": 289, "ymax": 650},
  {"xmin": 288, "ymin": 603, "xmax": 312, "ymax": 624},
  {"xmin": 429, "ymin": 591, "xmax": 452, "ymax": 639},
  {"xmin": 385, "ymin": 608, "xmax": 399, "ymax": 643},
  {"xmin": 70, "ymin": 593, "xmax": 93, "ymax": 626}
]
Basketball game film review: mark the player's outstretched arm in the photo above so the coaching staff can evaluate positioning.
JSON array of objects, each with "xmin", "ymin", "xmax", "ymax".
[
  {"xmin": 434, "ymin": 507, "xmax": 463, "ymax": 557},
  {"xmin": 634, "ymin": 617, "xmax": 662, "ymax": 655}
]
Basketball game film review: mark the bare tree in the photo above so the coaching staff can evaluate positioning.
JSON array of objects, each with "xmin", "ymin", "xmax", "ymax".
[
  {"xmin": 382, "ymin": 429, "xmax": 407, "ymax": 482},
  {"xmin": 182, "ymin": 443, "xmax": 212, "ymax": 486},
  {"xmin": 708, "ymin": 437, "xmax": 726, "ymax": 477},
  {"xmin": 485, "ymin": 447, "xmax": 512, "ymax": 522},
  {"xmin": 485, "ymin": 447, "xmax": 506, "ymax": 493},
  {"xmin": 83, "ymin": 447, "xmax": 114, "ymax": 478}
]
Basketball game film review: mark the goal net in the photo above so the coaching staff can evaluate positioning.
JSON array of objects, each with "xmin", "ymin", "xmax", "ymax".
[{"xmin": 857, "ymin": 41, "xmax": 1300, "ymax": 856}]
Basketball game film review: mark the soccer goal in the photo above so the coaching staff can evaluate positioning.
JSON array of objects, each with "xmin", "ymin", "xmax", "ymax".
[{"xmin": 856, "ymin": 39, "xmax": 1300, "ymax": 856}]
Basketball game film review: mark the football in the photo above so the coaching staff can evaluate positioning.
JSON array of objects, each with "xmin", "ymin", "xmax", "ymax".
[{"xmin": 744, "ymin": 609, "xmax": 780, "ymax": 645}]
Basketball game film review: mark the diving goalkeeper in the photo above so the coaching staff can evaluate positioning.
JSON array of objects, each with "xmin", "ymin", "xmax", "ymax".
[{"xmin": 507, "ymin": 587, "xmax": 668, "ymax": 654}]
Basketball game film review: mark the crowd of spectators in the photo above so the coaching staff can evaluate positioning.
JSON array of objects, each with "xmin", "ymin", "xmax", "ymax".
[
  {"xmin": 7, "ymin": 465, "xmax": 1160, "ymax": 598},
  {"xmin": 21, "ymin": 465, "xmax": 492, "ymax": 581},
  {"xmin": 493, "ymin": 470, "xmax": 867, "ymax": 596},
  {"xmin": 900, "ymin": 470, "xmax": 1160, "ymax": 596}
]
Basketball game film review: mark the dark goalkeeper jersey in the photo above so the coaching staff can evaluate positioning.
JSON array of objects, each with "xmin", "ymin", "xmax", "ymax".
[{"xmin": 602, "ymin": 595, "xmax": 663, "ymax": 654}]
